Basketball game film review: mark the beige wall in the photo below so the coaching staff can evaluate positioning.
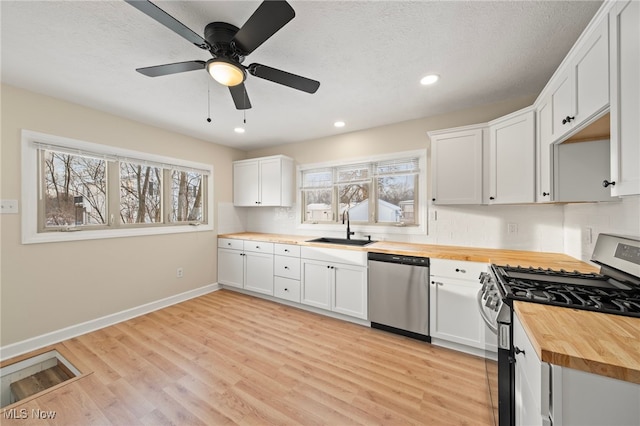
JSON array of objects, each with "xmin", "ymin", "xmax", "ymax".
[
  {"xmin": 0, "ymin": 85, "xmax": 245, "ymax": 346},
  {"xmin": 248, "ymin": 95, "xmax": 536, "ymax": 162}
]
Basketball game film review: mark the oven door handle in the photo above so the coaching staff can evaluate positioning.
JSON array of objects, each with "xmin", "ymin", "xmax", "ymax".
[{"xmin": 477, "ymin": 288, "xmax": 499, "ymax": 334}]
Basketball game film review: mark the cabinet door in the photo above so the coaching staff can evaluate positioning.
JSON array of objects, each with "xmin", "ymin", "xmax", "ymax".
[
  {"xmin": 550, "ymin": 72, "xmax": 575, "ymax": 140},
  {"xmin": 489, "ymin": 109, "xmax": 535, "ymax": 204},
  {"xmin": 244, "ymin": 252, "xmax": 274, "ymax": 295},
  {"xmin": 301, "ymin": 259, "xmax": 332, "ymax": 310},
  {"xmin": 218, "ymin": 248, "xmax": 244, "ymax": 288},
  {"xmin": 430, "ymin": 128, "xmax": 484, "ymax": 204},
  {"xmin": 258, "ymin": 157, "xmax": 282, "ymax": 206},
  {"xmin": 233, "ymin": 161, "xmax": 260, "ymax": 206},
  {"xmin": 429, "ymin": 276, "xmax": 485, "ymax": 348},
  {"xmin": 574, "ymin": 17, "xmax": 609, "ymax": 125},
  {"xmin": 610, "ymin": 0, "xmax": 640, "ymax": 196},
  {"xmin": 536, "ymin": 98, "xmax": 553, "ymax": 202},
  {"xmin": 514, "ymin": 315, "xmax": 548, "ymax": 426},
  {"xmin": 332, "ymin": 264, "xmax": 367, "ymax": 319}
]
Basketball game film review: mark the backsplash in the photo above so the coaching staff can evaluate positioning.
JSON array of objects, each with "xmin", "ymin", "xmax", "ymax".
[
  {"xmin": 563, "ymin": 196, "xmax": 640, "ymax": 261},
  {"xmin": 223, "ymin": 196, "xmax": 640, "ymax": 261}
]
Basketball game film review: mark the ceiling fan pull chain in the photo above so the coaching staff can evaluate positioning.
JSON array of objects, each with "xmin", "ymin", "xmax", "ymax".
[{"xmin": 206, "ymin": 83, "xmax": 212, "ymax": 123}]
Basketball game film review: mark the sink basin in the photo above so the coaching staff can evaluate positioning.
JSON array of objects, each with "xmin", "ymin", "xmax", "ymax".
[{"xmin": 307, "ymin": 237, "xmax": 376, "ymax": 247}]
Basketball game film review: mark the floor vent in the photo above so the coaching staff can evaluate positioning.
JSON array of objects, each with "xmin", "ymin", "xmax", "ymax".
[{"xmin": 1, "ymin": 350, "xmax": 81, "ymax": 408}]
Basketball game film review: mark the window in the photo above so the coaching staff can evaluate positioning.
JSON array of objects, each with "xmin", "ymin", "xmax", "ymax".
[
  {"xmin": 22, "ymin": 130, "xmax": 214, "ymax": 244},
  {"xmin": 300, "ymin": 151, "xmax": 425, "ymax": 231}
]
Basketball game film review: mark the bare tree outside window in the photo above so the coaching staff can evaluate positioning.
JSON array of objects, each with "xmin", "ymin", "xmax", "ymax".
[
  {"xmin": 171, "ymin": 170, "xmax": 203, "ymax": 222},
  {"xmin": 120, "ymin": 162, "xmax": 161, "ymax": 223},
  {"xmin": 43, "ymin": 151, "xmax": 107, "ymax": 227}
]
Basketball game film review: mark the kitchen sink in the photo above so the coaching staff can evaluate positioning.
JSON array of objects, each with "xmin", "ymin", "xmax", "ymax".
[{"xmin": 306, "ymin": 237, "xmax": 376, "ymax": 247}]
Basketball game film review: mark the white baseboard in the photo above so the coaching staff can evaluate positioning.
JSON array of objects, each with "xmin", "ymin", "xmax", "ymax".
[{"xmin": 0, "ymin": 283, "xmax": 220, "ymax": 361}]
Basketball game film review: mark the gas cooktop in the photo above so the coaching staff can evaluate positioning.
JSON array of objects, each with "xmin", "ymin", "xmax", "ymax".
[{"xmin": 492, "ymin": 264, "xmax": 640, "ymax": 318}]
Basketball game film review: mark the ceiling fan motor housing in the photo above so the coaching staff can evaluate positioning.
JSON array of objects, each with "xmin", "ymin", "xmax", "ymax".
[{"xmin": 205, "ymin": 22, "xmax": 245, "ymax": 63}]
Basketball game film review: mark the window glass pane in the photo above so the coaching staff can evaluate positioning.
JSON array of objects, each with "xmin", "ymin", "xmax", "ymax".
[
  {"xmin": 339, "ymin": 182, "xmax": 369, "ymax": 221},
  {"xmin": 171, "ymin": 170, "xmax": 203, "ymax": 222},
  {"xmin": 303, "ymin": 189, "xmax": 333, "ymax": 222},
  {"xmin": 377, "ymin": 175, "xmax": 416, "ymax": 224},
  {"xmin": 43, "ymin": 150, "xmax": 107, "ymax": 227},
  {"xmin": 301, "ymin": 169, "xmax": 332, "ymax": 189},
  {"xmin": 120, "ymin": 162, "xmax": 161, "ymax": 224}
]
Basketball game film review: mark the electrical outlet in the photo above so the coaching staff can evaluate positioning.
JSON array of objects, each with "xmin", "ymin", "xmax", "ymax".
[
  {"xmin": 1, "ymin": 199, "xmax": 19, "ymax": 214},
  {"xmin": 176, "ymin": 267, "xmax": 184, "ymax": 278},
  {"xmin": 507, "ymin": 223, "xmax": 518, "ymax": 234},
  {"xmin": 583, "ymin": 227, "xmax": 593, "ymax": 245}
]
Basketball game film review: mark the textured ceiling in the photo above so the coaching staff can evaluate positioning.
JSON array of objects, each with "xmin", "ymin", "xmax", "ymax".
[{"xmin": 1, "ymin": 1, "xmax": 602, "ymax": 151}]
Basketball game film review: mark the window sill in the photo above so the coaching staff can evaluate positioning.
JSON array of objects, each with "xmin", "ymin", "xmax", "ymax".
[
  {"xmin": 297, "ymin": 222, "xmax": 426, "ymax": 236},
  {"xmin": 22, "ymin": 223, "xmax": 214, "ymax": 245}
]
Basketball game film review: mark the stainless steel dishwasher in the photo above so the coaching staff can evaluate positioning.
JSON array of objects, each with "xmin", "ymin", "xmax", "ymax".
[{"xmin": 368, "ymin": 252, "xmax": 430, "ymax": 341}]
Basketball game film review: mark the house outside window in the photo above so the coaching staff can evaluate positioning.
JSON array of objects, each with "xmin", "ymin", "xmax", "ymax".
[{"xmin": 299, "ymin": 151, "xmax": 426, "ymax": 233}]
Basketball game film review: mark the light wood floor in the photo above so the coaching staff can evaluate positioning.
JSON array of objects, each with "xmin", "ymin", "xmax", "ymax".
[{"xmin": 2, "ymin": 290, "xmax": 496, "ymax": 425}]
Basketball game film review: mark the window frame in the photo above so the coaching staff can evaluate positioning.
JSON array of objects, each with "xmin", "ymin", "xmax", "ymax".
[
  {"xmin": 297, "ymin": 150, "xmax": 427, "ymax": 236},
  {"xmin": 22, "ymin": 130, "xmax": 214, "ymax": 244}
]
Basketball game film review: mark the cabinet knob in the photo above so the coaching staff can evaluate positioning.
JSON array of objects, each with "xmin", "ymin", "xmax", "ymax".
[
  {"xmin": 284, "ymin": 266, "xmax": 289, "ymax": 270},
  {"xmin": 514, "ymin": 346, "xmax": 525, "ymax": 355},
  {"xmin": 284, "ymin": 288, "xmax": 288, "ymax": 292},
  {"xmin": 284, "ymin": 249, "xmax": 289, "ymax": 252},
  {"xmin": 455, "ymin": 268, "xmax": 466, "ymax": 273},
  {"xmin": 542, "ymin": 192, "xmax": 549, "ymax": 197},
  {"xmin": 489, "ymin": 196, "xmax": 495, "ymax": 200},
  {"xmin": 562, "ymin": 115, "xmax": 575, "ymax": 125},
  {"xmin": 602, "ymin": 179, "xmax": 616, "ymax": 188},
  {"xmin": 432, "ymin": 198, "xmax": 436, "ymax": 202}
]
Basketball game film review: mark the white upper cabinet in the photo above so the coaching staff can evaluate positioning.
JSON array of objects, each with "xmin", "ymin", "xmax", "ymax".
[
  {"xmin": 609, "ymin": 0, "xmax": 640, "ymax": 196},
  {"xmin": 536, "ymin": 97, "xmax": 554, "ymax": 202},
  {"xmin": 233, "ymin": 155, "xmax": 294, "ymax": 207},
  {"xmin": 550, "ymin": 16, "xmax": 610, "ymax": 142},
  {"xmin": 488, "ymin": 108, "xmax": 536, "ymax": 204},
  {"xmin": 428, "ymin": 125, "xmax": 485, "ymax": 205}
]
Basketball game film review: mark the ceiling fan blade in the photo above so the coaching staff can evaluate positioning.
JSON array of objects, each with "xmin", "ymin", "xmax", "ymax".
[
  {"xmin": 248, "ymin": 63, "xmax": 320, "ymax": 94},
  {"xmin": 136, "ymin": 61, "xmax": 206, "ymax": 77},
  {"xmin": 229, "ymin": 84, "xmax": 252, "ymax": 110},
  {"xmin": 232, "ymin": 1, "xmax": 295, "ymax": 55},
  {"xmin": 125, "ymin": 0, "xmax": 210, "ymax": 50}
]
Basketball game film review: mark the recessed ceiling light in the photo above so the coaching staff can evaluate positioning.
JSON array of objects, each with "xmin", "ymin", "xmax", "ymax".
[
  {"xmin": 334, "ymin": 121, "xmax": 346, "ymax": 128},
  {"xmin": 420, "ymin": 74, "xmax": 440, "ymax": 86},
  {"xmin": 234, "ymin": 127, "xmax": 245, "ymax": 134}
]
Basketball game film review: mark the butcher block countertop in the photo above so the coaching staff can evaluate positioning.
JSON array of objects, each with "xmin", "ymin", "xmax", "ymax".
[
  {"xmin": 218, "ymin": 232, "xmax": 640, "ymax": 383},
  {"xmin": 218, "ymin": 232, "xmax": 598, "ymax": 272},
  {"xmin": 515, "ymin": 302, "xmax": 640, "ymax": 385}
]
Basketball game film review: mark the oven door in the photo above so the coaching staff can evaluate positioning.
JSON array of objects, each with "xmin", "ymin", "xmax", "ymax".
[{"xmin": 478, "ymin": 288, "xmax": 500, "ymax": 426}]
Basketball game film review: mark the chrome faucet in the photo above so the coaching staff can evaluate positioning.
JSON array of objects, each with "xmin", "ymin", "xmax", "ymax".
[{"xmin": 342, "ymin": 209, "xmax": 355, "ymax": 240}]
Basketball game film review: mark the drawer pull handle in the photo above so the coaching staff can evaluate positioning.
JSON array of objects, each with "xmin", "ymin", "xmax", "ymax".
[{"xmin": 455, "ymin": 268, "xmax": 466, "ymax": 273}]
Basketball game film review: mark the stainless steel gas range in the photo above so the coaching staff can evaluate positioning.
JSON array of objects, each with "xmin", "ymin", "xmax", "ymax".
[{"xmin": 478, "ymin": 233, "xmax": 640, "ymax": 426}]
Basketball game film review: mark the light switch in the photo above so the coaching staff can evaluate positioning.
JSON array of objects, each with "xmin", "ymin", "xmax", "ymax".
[{"xmin": 0, "ymin": 199, "xmax": 19, "ymax": 214}]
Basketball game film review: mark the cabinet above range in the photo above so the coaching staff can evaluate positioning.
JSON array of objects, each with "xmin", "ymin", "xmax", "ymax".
[{"xmin": 233, "ymin": 155, "xmax": 294, "ymax": 207}]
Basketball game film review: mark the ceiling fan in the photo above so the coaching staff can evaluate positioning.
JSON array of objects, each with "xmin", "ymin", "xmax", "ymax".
[{"xmin": 125, "ymin": 0, "xmax": 320, "ymax": 110}]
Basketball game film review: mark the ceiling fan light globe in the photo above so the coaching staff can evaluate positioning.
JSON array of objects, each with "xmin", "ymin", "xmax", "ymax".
[{"xmin": 206, "ymin": 59, "xmax": 246, "ymax": 86}]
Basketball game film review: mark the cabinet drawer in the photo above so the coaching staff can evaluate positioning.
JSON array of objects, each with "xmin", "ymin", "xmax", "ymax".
[
  {"xmin": 274, "ymin": 277, "xmax": 301, "ymax": 302},
  {"xmin": 243, "ymin": 241, "xmax": 274, "ymax": 254},
  {"xmin": 218, "ymin": 238, "xmax": 243, "ymax": 250},
  {"xmin": 430, "ymin": 258, "xmax": 487, "ymax": 280},
  {"xmin": 274, "ymin": 243, "xmax": 300, "ymax": 257},
  {"xmin": 275, "ymin": 255, "xmax": 300, "ymax": 279}
]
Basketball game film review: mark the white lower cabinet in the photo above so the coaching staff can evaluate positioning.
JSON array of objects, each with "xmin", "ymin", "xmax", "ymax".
[
  {"xmin": 273, "ymin": 243, "xmax": 301, "ymax": 303},
  {"xmin": 217, "ymin": 238, "xmax": 274, "ymax": 295},
  {"xmin": 301, "ymin": 247, "xmax": 368, "ymax": 320},
  {"xmin": 514, "ymin": 313, "xmax": 640, "ymax": 426},
  {"xmin": 430, "ymin": 259, "xmax": 496, "ymax": 354}
]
